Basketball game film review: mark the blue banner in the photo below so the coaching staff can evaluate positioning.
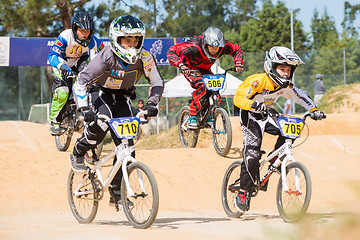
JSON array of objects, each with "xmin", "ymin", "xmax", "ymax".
[{"xmin": 9, "ymin": 37, "xmax": 188, "ymax": 66}]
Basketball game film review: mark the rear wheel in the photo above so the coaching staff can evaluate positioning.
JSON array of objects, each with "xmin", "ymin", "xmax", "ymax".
[
  {"xmin": 276, "ymin": 162, "xmax": 311, "ymax": 222},
  {"xmin": 221, "ymin": 160, "xmax": 244, "ymax": 218},
  {"xmin": 121, "ymin": 162, "xmax": 159, "ymax": 229},
  {"xmin": 67, "ymin": 170, "xmax": 99, "ymax": 224},
  {"xmin": 212, "ymin": 107, "xmax": 232, "ymax": 156},
  {"xmin": 178, "ymin": 106, "xmax": 199, "ymax": 148}
]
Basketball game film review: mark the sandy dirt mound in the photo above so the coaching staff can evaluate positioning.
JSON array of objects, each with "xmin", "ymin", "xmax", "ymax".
[{"xmin": 1, "ymin": 113, "xmax": 360, "ymax": 239}]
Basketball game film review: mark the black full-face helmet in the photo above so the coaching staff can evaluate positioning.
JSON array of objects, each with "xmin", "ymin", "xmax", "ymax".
[
  {"xmin": 71, "ymin": 12, "xmax": 94, "ymax": 47},
  {"xmin": 264, "ymin": 46, "xmax": 304, "ymax": 88}
]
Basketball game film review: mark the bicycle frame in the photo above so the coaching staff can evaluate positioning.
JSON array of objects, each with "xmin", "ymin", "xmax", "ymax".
[{"xmin": 72, "ymin": 112, "xmax": 148, "ymax": 200}]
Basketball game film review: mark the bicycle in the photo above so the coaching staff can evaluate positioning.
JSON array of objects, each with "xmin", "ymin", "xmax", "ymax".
[
  {"xmin": 178, "ymin": 68, "xmax": 234, "ymax": 156},
  {"xmin": 221, "ymin": 111, "xmax": 325, "ymax": 222},
  {"xmin": 67, "ymin": 110, "xmax": 159, "ymax": 229}
]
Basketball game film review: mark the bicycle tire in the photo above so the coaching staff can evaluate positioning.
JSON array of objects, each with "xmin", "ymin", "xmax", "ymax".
[
  {"xmin": 276, "ymin": 161, "xmax": 312, "ymax": 222},
  {"xmin": 178, "ymin": 106, "xmax": 199, "ymax": 148},
  {"xmin": 67, "ymin": 169, "xmax": 99, "ymax": 224},
  {"xmin": 121, "ymin": 162, "xmax": 159, "ymax": 229},
  {"xmin": 55, "ymin": 104, "xmax": 74, "ymax": 151},
  {"xmin": 212, "ymin": 107, "xmax": 232, "ymax": 156},
  {"xmin": 221, "ymin": 160, "xmax": 244, "ymax": 218}
]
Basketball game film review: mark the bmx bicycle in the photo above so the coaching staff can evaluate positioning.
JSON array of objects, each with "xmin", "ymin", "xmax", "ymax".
[
  {"xmin": 67, "ymin": 110, "xmax": 159, "ymax": 229},
  {"xmin": 178, "ymin": 68, "xmax": 234, "ymax": 156},
  {"xmin": 221, "ymin": 110, "xmax": 325, "ymax": 222}
]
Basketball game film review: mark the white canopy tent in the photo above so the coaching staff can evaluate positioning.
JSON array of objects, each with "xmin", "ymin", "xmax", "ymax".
[
  {"xmin": 162, "ymin": 64, "xmax": 243, "ymax": 129},
  {"xmin": 163, "ymin": 64, "xmax": 243, "ymax": 98}
]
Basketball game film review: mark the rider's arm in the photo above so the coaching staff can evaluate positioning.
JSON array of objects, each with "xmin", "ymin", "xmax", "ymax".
[
  {"xmin": 167, "ymin": 40, "xmax": 197, "ymax": 68},
  {"xmin": 48, "ymin": 32, "xmax": 68, "ymax": 69},
  {"xmin": 141, "ymin": 49, "xmax": 164, "ymax": 105},
  {"xmin": 222, "ymin": 40, "xmax": 244, "ymax": 66},
  {"xmin": 88, "ymin": 35, "xmax": 105, "ymax": 54},
  {"xmin": 73, "ymin": 46, "xmax": 113, "ymax": 109},
  {"xmin": 288, "ymin": 85, "xmax": 318, "ymax": 113},
  {"xmin": 234, "ymin": 74, "xmax": 264, "ymax": 111}
]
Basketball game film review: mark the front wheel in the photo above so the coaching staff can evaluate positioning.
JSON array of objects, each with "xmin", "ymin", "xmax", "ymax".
[
  {"xmin": 276, "ymin": 161, "xmax": 311, "ymax": 222},
  {"xmin": 221, "ymin": 160, "xmax": 244, "ymax": 218},
  {"xmin": 67, "ymin": 170, "xmax": 99, "ymax": 224},
  {"xmin": 121, "ymin": 162, "xmax": 159, "ymax": 229},
  {"xmin": 212, "ymin": 108, "xmax": 232, "ymax": 156},
  {"xmin": 178, "ymin": 106, "xmax": 199, "ymax": 148},
  {"xmin": 55, "ymin": 105, "xmax": 75, "ymax": 151}
]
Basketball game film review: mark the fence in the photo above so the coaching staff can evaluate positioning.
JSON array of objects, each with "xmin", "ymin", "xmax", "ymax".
[{"xmin": 1, "ymin": 48, "xmax": 360, "ymax": 122}]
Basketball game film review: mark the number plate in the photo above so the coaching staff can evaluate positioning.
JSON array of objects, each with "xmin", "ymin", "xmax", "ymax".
[
  {"xmin": 202, "ymin": 74, "xmax": 225, "ymax": 92},
  {"xmin": 109, "ymin": 117, "xmax": 140, "ymax": 139},
  {"xmin": 277, "ymin": 116, "xmax": 305, "ymax": 139}
]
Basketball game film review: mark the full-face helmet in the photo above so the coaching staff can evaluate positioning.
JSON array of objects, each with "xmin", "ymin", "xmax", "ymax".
[
  {"xmin": 264, "ymin": 46, "xmax": 304, "ymax": 88},
  {"xmin": 109, "ymin": 15, "xmax": 146, "ymax": 64},
  {"xmin": 71, "ymin": 12, "xmax": 94, "ymax": 47},
  {"xmin": 202, "ymin": 27, "xmax": 225, "ymax": 60}
]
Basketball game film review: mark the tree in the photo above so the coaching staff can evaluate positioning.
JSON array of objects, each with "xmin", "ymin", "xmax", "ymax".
[
  {"xmin": 310, "ymin": 8, "xmax": 339, "ymax": 50},
  {"xmin": 342, "ymin": 1, "xmax": 360, "ymax": 38},
  {"xmin": 227, "ymin": 0, "xmax": 258, "ymax": 30}
]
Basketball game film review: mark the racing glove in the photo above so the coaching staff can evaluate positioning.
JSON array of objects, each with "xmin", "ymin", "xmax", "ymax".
[
  {"xmin": 311, "ymin": 110, "xmax": 326, "ymax": 120},
  {"xmin": 251, "ymin": 101, "xmax": 267, "ymax": 115},
  {"xmin": 81, "ymin": 109, "xmax": 97, "ymax": 123},
  {"xmin": 144, "ymin": 102, "xmax": 158, "ymax": 117},
  {"xmin": 60, "ymin": 64, "xmax": 73, "ymax": 77},
  {"xmin": 178, "ymin": 63, "xmax": 190, "ymax": 76},
  {"xmin": 234, "ymin": 61, "xmax": 244, "ymax": 72}
]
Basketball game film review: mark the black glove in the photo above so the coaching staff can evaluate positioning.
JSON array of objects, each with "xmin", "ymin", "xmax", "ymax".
[
  {"xmin": 82, "ymin": 109, "xmax": 97, "ymax": 123},
  {"xmin": 251, "ymin": 101, "xmax": 267, "ymax": 115},
  {"xmin": 268, "ymin": 108, "xmax": 280, "ymax": 117},
  {"xmin": 234, "ymin": 61, "xmax": 244, "ymax": 72},
  {"xmin": 60, "ymin": 64, "xmax": 73, "ymax": 76},
  {"xmin": 311, "ymin": 110, "xmax": 326, "ymax": 120},
  {"xmin": 126, "ymin": 86, "xmax": 136, "ymax": 100},
  {"xmin": 178, "ymin": 63, "xmax": 190, "ymax": 76},
  {"xmin": 144, "ymin": 102, "xmax": 158, "ymax": 117}
]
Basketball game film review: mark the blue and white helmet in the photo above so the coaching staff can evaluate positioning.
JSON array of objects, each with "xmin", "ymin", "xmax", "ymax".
[
  {"xmin": 109, "ymin": 15, "xmax": 146, "ymax": 64},
  {"xmin": 264, "ymin": 46, "xmax": 304, "ymax": 88}
]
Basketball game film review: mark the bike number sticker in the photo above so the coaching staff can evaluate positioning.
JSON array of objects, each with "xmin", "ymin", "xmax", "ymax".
[
  {"xmin": 109, "ymin": 117, "xmax": 140, "ymax": 139},
  {"xmin": 277, "ymin": 116, "xmax": 305, "ymax": 139},
  {"xmin": 202, "ymin": 74, "xmax": 225, "ymax": 92}
]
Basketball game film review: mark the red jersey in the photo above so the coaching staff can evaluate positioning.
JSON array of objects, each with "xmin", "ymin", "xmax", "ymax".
[{"xmin": 167, "ymin": 35, "xmax": 244, "ymax": 73}]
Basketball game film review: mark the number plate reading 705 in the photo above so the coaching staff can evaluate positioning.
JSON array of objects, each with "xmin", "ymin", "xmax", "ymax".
[
  {"xmin": 276, "ymin": 116, "xmax": 305, "ymax": 139},
  {"xmin": 109, "ymin": 117, "xmax": 140, "ymax": 139},
  {"xmin": 202, "ymin": 74, "xmax": 226, "ymax": 92}
]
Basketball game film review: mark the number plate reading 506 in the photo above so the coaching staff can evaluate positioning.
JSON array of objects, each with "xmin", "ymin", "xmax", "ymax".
[
  {"xmin": 277, "ymin": 116, "xmax": 305, "ymax": 139},
  {"xmin": 203, "ymin": 74, "xmax": 225, "ymax": 92},
  {"xmin": 109, "ymin": 117, "xmax": 140, "ymax": 139}
]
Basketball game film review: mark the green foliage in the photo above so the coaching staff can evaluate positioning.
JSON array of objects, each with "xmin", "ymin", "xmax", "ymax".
[
  {"xmin": 310, "ymin": 8, "xmax": 339, "ymax": 49},
  {"xmin": 239, "ymin": 0, "xmax": 308, "ymax": 52}
]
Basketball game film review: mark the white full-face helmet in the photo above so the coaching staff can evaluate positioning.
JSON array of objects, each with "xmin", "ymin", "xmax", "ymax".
[
  {"xmin": 109, "ymin": 15, "xmax": 146, "ymax": 64},
  {"xmin": 264, "ymin": 46, "xmax": 304, "ymax": 88},
  {"xmin": 202, "ymin": 27, "xmax": 225, "ymax": 60}
]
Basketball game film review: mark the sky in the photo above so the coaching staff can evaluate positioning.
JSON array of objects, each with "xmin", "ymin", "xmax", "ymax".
[{"xmin": 274, "ymin": 0, "xmax": 359, "ymax": 33}]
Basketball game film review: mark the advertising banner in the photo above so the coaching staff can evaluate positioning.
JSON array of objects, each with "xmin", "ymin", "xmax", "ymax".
[
  {"xmin": 0, "ymin": 37, "xmax": 10, "ymax": 66},
  {"xmin": 8, "ymin": 37, "xmax": 188, "ymax": 67}
]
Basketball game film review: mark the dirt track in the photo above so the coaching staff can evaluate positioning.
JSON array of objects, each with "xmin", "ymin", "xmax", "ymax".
[{"xmin": 1, "ymin": 113, "xmax": 360, "ymax": 239}]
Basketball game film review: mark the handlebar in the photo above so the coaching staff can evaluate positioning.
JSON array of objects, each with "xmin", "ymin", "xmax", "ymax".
[{"xmin": 92, "ymin": 110, "xmax": 148, "ymax": 125}]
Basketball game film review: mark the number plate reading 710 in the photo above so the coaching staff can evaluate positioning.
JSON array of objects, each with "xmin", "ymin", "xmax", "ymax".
[
  {"xmin": 203, "ymin": 74, "xmax": 225, "ymax": 91},
  {"xmin": 109, "ymin": 117, "xmax": 140, "ymax": 139}
]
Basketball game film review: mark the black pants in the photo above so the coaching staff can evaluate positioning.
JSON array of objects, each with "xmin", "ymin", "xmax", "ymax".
[
  {"xmin": 239, "ymin": 110, "xmax": 287, "ymax": 192},
  {"xmin": 73, "ymin": 88, "xmax": 135, "ymax": 189}
]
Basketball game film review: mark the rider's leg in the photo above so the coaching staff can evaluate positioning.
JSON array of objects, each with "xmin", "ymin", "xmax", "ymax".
[
  {"xmin": 236, "ymin": 110, "xmax": 265, "ymax": 211},
  {"xmin": 49, "ymin": 68, "xmax": 72, "ymax": 135},
  {"xmin": 188, "ymin": 76, "xmax": 207, "ymax": 128}
]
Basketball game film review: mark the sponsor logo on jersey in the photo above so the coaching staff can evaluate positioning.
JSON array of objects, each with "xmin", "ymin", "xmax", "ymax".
[
  {"xmin": 98, "ymin": 42, "xmax": 105, "ymax": 51},
  {"xmin": 110, "ymin": 69, "xmax": 125, "ymax": 78},
  {"xmin": 70, "ymin": 45, "xmax": 82, "ymax": 54},
  {"xmin": 55, "ymin": 40, "xmax": 63, "ymax": 47},
  {"xmin": 252, "ymin": 80, "xmax": 259, "ymax": 88},
  {"xmin": 261, "ymin": 89, "xmax": 270, "ymax": 95}
]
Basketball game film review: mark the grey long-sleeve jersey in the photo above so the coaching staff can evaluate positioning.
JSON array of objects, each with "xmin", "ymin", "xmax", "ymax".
[{"xmin": 73, "ymin": 45, "xmax": 164, "ymax": 109}]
